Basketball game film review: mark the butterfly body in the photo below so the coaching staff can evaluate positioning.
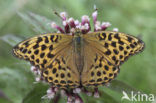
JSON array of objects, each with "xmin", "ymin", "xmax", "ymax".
[
  {"xmin": 12, "ymin": 30, "xmax": 144, "ymax": 89},
  {"xmin": 73, "ymin": 30, "xmax": 84, "ymax": 73}
]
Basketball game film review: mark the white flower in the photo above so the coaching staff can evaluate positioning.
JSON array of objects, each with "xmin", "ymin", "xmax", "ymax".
[
  {"xmin": 51, "ymin": 22, "xmax": 57, "ymax": 28},
  {"xmin": 92, "ymin": 11, "xmax": 98, "ymax": 18},
  {"xmin": 74, "ymin": 20, "xmax": 80, "ymax": 26},
  {"xmin": 113, "ymin": 28, "xmax": 119, "ymax": 32},
  {"xmin": 81, "ymin": 15, "xmax": 90, "ymax": 22},
  {"xmin": 94, "ymin": 91, "xmax": 100, "ymax": 98},
  {"xmin": 60, "ymin": 12, "xmax": 68, "ymax": 20},
  {"xmin": 63, "ymin": 20, "xmax": 68, "ymax": 26},
  {"xmin": 73, "ymin": 88, "xmax": 81, "ymax": 94},
  {"xmin": 35, "ymin": 77, "xmax": 40, "ymax": 82},
  {"xmin": 68, "ymin": 17, "xmax": 74, "ymax": 23},
  {"xmin": 101, "ymin": 22, "xmax": 111, "ymax": 27}
]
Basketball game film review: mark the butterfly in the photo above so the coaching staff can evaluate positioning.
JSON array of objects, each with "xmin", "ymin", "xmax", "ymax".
[{"xmin": 12, "ymin": 30, "xmax": 145, "ymax": 89}]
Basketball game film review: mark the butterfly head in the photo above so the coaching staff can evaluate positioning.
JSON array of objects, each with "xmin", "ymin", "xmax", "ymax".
[{"xmin": 74, "ymin": 28, "xmax": 82, "ymax": 37}]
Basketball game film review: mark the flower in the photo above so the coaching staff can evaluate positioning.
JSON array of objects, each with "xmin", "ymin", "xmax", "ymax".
[
  {"xmin": 49, "ymin": 6, "xmax": 117, "ymax": 36},
  {"xmin": 30, "ymin": 6, "xmax": 117, "ymax": 103}
]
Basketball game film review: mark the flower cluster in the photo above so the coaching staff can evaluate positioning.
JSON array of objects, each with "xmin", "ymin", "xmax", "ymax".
[
  {"xmin": 31, "ymin": 6, "xmax": 117, "ymax": 103},
  {"xmin": 50, "ymin": 9, "xmax": 118, "ymax": 35}
]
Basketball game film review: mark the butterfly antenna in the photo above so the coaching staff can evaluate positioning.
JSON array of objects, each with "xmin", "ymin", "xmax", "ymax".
[
  {"xmin": 93, "ymin": 5, "xmax": 102, "ymax": 16},
  {"xmin": 52, "ymin": 9, "xmax": 73, "ymax": 34},
  {"xmin": 52, "ymin": 9, "xmax": 62, "ymax": 19},
  {"xmin": 94, "ymin": 5, "xmax": 98, "ymax": 11}
]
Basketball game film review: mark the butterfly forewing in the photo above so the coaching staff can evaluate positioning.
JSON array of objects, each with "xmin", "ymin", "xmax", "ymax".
[
  {"xmin": 84, "ymin": 31, "xmax": 144, "ymax": 66},
  {"xmin": 13, "ymin": 33, "xmax": 71, "ymax": 69},
  {"xmin": 81, "ymin": 31, "xmax": 144, "ymax": 86},
  {"xmin": 12, "ymin": 33, "xmax": 80, "ymax": 88}
]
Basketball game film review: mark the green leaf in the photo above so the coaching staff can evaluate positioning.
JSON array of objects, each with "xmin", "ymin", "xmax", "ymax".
[
  {"xmin": 22, "ymin": 83, "xmax": 49, "ymax": 103},
  {"xmin": 97, "ymin": 80, "xmax": 141, "ymax": 103},
  {"xmin": 79, "ymin": 93, "xmax": 97, "ymax": 103},
  {"xmin": 107, "ymin": 80, "xmax": 138, "ymax": 94},
  {"xmin": 0, "ymin": 98, "xmax": 12, "ymax": 103},
  {"xmin": 97, "ymin": 90, "xmax": 120, "ymax": 103},
  {"xmin": 0, "ymin": 90, "xmax": 12, "ymax": 103},
  {"xmin": 0, "ymin": 34, "xmax": 22, "ymax": 46},
  {"xmin": 0, "ymin": 67, "xmax": 34, "ymax": 103},
  {"xmin": 17, "ymin": 12, "xmax": 54, "ymax": 34}
]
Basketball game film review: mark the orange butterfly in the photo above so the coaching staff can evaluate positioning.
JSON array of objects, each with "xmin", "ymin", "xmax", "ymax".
[{"xmin": 12, "ymin": 29, "xmax": 144, "ymax": 89}]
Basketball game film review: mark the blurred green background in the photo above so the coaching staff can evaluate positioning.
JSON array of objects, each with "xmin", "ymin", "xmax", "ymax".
[{"xmin": 0, "ymin": 0, "xmax": 156, "ymax": 103}]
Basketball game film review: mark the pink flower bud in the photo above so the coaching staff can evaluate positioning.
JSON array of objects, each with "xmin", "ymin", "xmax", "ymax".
[
  {"xmin": 30, "ymin": 66, "xmax": 36, "ymax": 71},
  {"xmin": 74, "ymin": 20, "xmax": 80, "ymax": 26},
  {"xmin": 75, "ymin": 98, "xmax": 81, "ymax": 103},
  {"xmin": 67, "ymin": 95, "xmax": 73, "ymax": 102},
  {"xmin": 60, "ymin": 12, "xmax": 68, "ymax": 20},
  {"xmin": 68, "ymin": 17, "xmax": 76, "ymax": 28},
  {"xmin": 92, "ymin": 11, "xmax": 98, "ymax": 21},
  {"xmin": 35, "ymin": 77, "xmax": 40, "ymax": 82},
  {"xmin": 62, "ymin": 21, "xmax": 67, "ymax": 26},
  {"xmin": 73, "ymin": 88, "xmax": 81, "ymax": 94},
  {"xmin": 60, "ymin": 89, "xmax": 67, "ymax": 97},
  {"xmin": 41, "ymin": 88, "xmax": 56, "ymax": 99},
  {"xmin": 101, "ymin": 22, "xmax": 111, "ymax": 30},
  {"xmin": 81, "ymin": 15, "xmax": 90, "ymax": 25},
  {"xmin": 92, "ymin": 10, "xmax": 98, "ymax": 31},
  {"xmin": 94, "ymin": 92, "xmax": 100, "ymax": 98},
  {"xmin": 86, "ymin": 91, "xmax": 92, "ymax": 96},
  {"xmin": 75, "ymin": 95, "xmax": 83, "ymax": 103},
  {"xmin": 94, "ymin": 88, "xmax": 100, "ymax": 98},
  {"xmin": 51, "ymin": 22, "xmax": 65, "ymax": 33},
  {"xmin": 95, "ymin": 21, "xmax": 101, "ymax": 31},
  {"xmin": 54, "ymin": 87, "xmax": 59, "ymax": 92},
  {"xmin": 105, "ymin": 82, "xmax": 111, "ymax": 87}
]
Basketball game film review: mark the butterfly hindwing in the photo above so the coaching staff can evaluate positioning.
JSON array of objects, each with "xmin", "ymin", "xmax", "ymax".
[
  {"xmin": 42, "ymin": 45, "xmax": 80, "ymax": 88},
  {"xmin": 81, "ymin": 44, "xmax": 120, "ymax": 86}
]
